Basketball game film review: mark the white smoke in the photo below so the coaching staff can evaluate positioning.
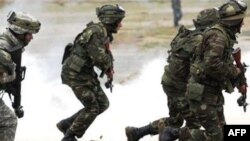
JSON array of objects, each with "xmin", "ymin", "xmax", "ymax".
[
  {"xmin": 0, "ymin": 1, "xmax": 250, "ymax": 141},
  {"xmin": 15, "ymin": 48, "xmax": 250, "ymax": 141}
]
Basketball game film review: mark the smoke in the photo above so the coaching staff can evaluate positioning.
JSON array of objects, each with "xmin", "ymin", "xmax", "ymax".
[
  {"xmin": 0, "ymin": 1, "xmax": 249, "ymax": 141},
  {"xmin": 8, "ymin": 53, "xmax": 165, "ymax": 141},
  {"xmin": 15, "ymin": 46, "xmax": 250, "ymax": 141}
]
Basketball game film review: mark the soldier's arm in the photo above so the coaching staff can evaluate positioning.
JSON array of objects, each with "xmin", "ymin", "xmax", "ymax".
[
  {"xmin": 203, "ymin": 30, "xmax": 238, "ymax": 80},
  {"xmin": 87, "ymin": 33, "xmax": 113, "ymax": 72},
  {"xmin": 0, "ymin": 49, "xmax": 16, "ymax": 84}
]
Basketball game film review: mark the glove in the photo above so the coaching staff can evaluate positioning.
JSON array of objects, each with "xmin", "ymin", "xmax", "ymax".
[
  {"xmin": 237, "ymin": 84, "xmax": 247, "ymax": 94},
  {"xmin": 106, "ymin": 68, "xmax": 114, "ymax": 80},
  {"xmin": 14, "ymin": 106, "xmax": 24, "ymax": 118}
]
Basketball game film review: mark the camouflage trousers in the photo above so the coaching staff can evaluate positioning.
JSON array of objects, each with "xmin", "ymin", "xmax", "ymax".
[
  {"xmin": 150, "ymin": 84, "xmax": 200, "ymax": 134},
  {"xmin": 62, "ymin": 84, "xmax": 109, "ymax": 138},
  {"xmin": 187, "ymin": 85, "xmax": 225, "ymax": 141},
  {"xmin": 0, "ymin": 99, "xmax": 17, "ymax": 141}
]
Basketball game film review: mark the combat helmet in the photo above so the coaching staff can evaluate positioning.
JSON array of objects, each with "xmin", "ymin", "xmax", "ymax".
[
  {"xmin": 96, "ymin": 4, "xmax": 125, "ymax": 25},
  {"xmin": 193, "ymin": 8, "xmax": 219, "ymax": 29},
  {"xmin": 219, "ymin": 0, "xmax": 247, "ymax": 26},
  {"xmin": 7, "ymin": 11, "xmax": 41, "ymax": 34}
]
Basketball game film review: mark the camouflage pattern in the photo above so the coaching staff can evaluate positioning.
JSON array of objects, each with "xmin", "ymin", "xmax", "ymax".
[
  {"xmin": 96, "ymin": 4, "xmax": 125, "ymax": 24},
  {"xmin": 193, "ymin": 8, "xmax": 219, "ymax": 29},
  {"xmin": 0, "ymin": 29, "xmax": 22, "ymax": 141},
  {"xmin": 125, "ymin": 8, "xmax": 220, "ymax": 141},
  {"xmin": 69, "ymin": 85, "xmax": 109, "ymax": 137},
  {"xmin": 219, "ymin": 0, "xmax": 247, "ymax": 21},
  {"xmin": 219, "ymin": 0, "xmax": 247, "ymax": 27},
  {"xmin": 151, "ymin": 117, "xmax": 169, "ymax": 133},
  {"xmin": 0, "ymin": 50, "xmax": 16, "ymax": 84},
  {"xmin": 171, "ymin": 0, "xmax": 182, "ymax": 26},
  {"xmin": 187, "ymin": 23, "xmax": 239, "ymax": 141},
  {"xmin": 161, "ymin": 25, "xmax": 203, "ymax": 130},
  {"xmin": 60, "ymin": 22, "xmax": 113, "ymax": 138},
  {"xmin": 7, "ymin": 11, "xmax": 41, "ymax": 34},
  {"xmin": 0, "ymin": 99, "xmax": 17, "ymax": 141}
]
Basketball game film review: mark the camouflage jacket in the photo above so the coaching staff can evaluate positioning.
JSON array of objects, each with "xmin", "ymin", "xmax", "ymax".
[
  {"xmin": 61, "ymin": 22, "xmax": 113, "ymax": 86},
  {"xmin": 0, "ymin": 29, "xmax": 24, "ymax": 85},
  {"xmin": 190, "ymin": 24, "xmax": 238, "ymax": 88},
  {"xmin": 162, "ymin": 26, "xmax": 203, "ymax": 91}
]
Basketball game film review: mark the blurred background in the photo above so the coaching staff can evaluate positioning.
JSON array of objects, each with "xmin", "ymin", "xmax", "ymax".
[{"xmin": 0, "ymin": 0, "xmax": 250, "ymax": 141}]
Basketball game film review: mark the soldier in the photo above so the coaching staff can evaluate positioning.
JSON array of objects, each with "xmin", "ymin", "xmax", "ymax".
[
  {"xmin": 171, "ymin": 0, "xmax": 182, "ymax": 27},
  {"xmin": 57, "ymin": 4, "xmax": 125, "ymax": 141},
  {"xmin": 163, "ymin": 1, "xmax": 248, "ymax": 141},
  {"xmin": 125, "ymin": 8, "xmax": 219, "ymax": 141},
  {"xmin": 0, "ymin": 11, "xmax": 41, "ymax": 141}
]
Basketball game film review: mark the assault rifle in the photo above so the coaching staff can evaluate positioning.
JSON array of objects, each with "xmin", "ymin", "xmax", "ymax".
[
  {"xmin": 100, "ymin": 70, "xmax": 113, "ymax": 93},
  {"xmin": 6, "ymin": 66, "xmax": 26, "ymax": 118},
  {"xmin": 99, "ymin": 42, "xmax": 114, "ymax": 93},
  {"xmin": 232, "ymin": 47, "xmax": 248, "ymax": 112},
  {"xmin": 6, "ymin": 49, "xmax": 25, "ymax": 118}
]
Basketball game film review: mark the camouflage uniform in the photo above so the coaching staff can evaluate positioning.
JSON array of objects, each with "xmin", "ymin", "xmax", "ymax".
[
  {"xmin": 187, "ymin": 1, "xmax": 247, "ymax": 141},
  {"xmin": 126, "ymin": 8, "xmax": 219, "ymax": 141},
  {"xmin": 171, "ymin": 0, "xmax": 182, "ymax": 27},
  {"xmin": 0, "ymin": 11, "xmax": 40, "ymax": 141},
  {"xmin": 0, "ymin": 99, "xmax": 17, "ymax": 141},
  {"xmin": 57, "ymin": 4, "xmax": 125, "ymax": 141}
]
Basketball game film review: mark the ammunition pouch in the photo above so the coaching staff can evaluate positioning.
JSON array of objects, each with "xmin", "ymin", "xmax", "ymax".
[
  {"xmin": 222, "ymin": 79, "xmax": 234, "ymax": 93},
  {"xmin": 67, "ymin": 54, "xmax": 86, "ymax": 72},
  {"xmin": 190, "ymin": 63, "xmax": 205, "ymax": 81},
  {"xmin": 187, "ymin": 82, "xmax": 204, "ymax": 101},
  {"xmin": 191, "ymin": 63, "xmax": 223, "ymax": 88}
]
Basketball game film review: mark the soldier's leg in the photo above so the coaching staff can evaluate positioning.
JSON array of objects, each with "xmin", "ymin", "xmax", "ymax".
[
  {"xmin": 57, "ymin": 85, "xmax": 109, "ymax": 135},
  {"xmin": 95, "ymin": 85, "xmax": 109, "ymax": 114},
  {"xmin": 63, "ymin": 85, "xmax": 102, "ymax": 139},
  {"xmin": 190, "ymin": 90, "xmax": 223, "ymax": 141},
  {"xmin": 196, "ymin": 105, "xmax": 222, "ymax": 141},
  {"xmin": 0, "ymin": 99, "xmax": 17, "ymax": 141},
  {"xmin": 177, "ymin": 97, "xmax": 201, "ymax": 129},
  {"xmin": 217, "ymin": 95, "xmax": 226, "ymax": 127},
  {"xmin": 57, "ymin": 110, "xmax": 81, "ymax": 134},
  {"xmin": 125, "ymin": 118, "xmax": 168, "ymax": 141},
  {"xmin": 162, "ymin": 86, "xmax": 184, "ymax": 128}
]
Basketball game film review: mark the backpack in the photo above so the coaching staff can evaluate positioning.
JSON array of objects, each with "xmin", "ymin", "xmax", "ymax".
[
  {"xmin": 167, "ymin": 25, "xmax": 203, "ymax": 81},
  {"xmin": 61, "ymin": 22, "xmax": 107, "ymax": 65}
]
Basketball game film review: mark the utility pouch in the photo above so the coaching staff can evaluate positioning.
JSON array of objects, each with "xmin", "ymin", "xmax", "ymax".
[
  {"xmin": 187, "ymin": 82, "xmax": 204, "ymax": 101},
  {"xmin": 190, "ymin": 63, "xmax": 204, "ymax": 79},
  {"xmin": 223, "ymin": 79, "xmax": 234, "ymax": 93},
  {"xmin": 68, "ymin": 54, "xmax": 86, "ymax": 72}
]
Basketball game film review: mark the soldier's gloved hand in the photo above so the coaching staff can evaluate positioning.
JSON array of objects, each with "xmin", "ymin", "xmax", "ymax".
[
  {"xmin": 106, "ymin": 68, "xmax": 114, "ymax": 79},
  {"xmin": 14, "ymin": 106, "xmax": 24, "ymax": 118},
  {"xmin": 234, "ymin": 67, "xmax": 241, "ymax": 77},
  {"xmin": 237, "ymin": 84, "xmax": 247, "ymax": 94}
]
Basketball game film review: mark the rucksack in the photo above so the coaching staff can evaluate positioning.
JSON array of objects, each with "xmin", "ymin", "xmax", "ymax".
[{"xmin": 167, "ymin": 25, "xmax": 203, "ymax": 81}]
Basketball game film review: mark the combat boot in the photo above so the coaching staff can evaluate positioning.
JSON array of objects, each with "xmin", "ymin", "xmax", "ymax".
[
  {"xmin": 159, "ymin": 126, "xmax": 180, "ymax": 141},
  {"xmin": 57, "ymin": 120, "xmax": 71, "ymax": 134},
  {"xmin": 125, "ymin": 124, "xmax": 156, "ymax": 141},
  {"xmin": 57, "ymin": 112, "xmax": 80, "ymax": 134},
  {"xmin": 61, "ymin": 129, "xmax": 77, "ymax": 141}
]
